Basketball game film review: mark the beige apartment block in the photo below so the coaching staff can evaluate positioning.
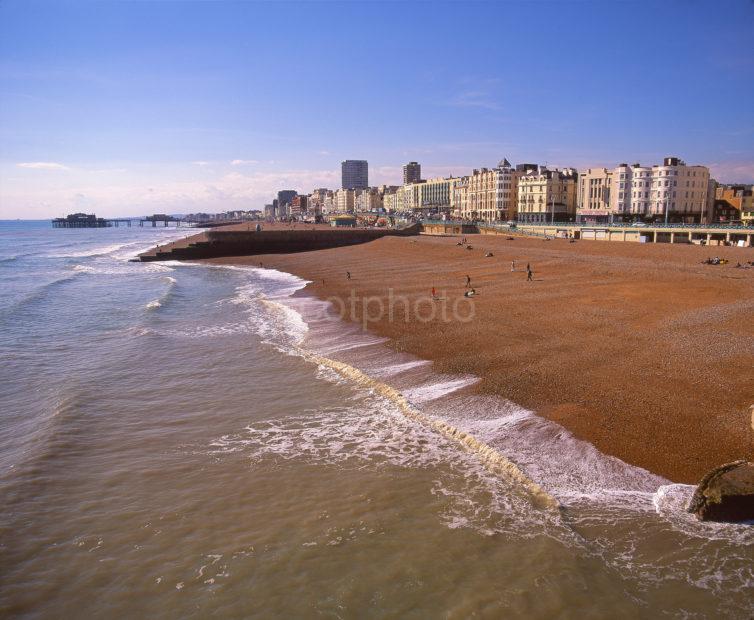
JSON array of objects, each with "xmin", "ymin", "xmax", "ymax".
[
  {"xmin": 517, "ymin": 167, "xmax": 578, "ymax": 222},
  {"xmin": 334, "ymin": 188, "xmax": 359, "ymax": 213},
  {"xmin": 577, "ymin": 168, "xmax": 613, "ymax": 222},
  {"xmin": 354, "ymin": 188, "xmax": 383, "ymax": 213},
  {"xmin": 463, "ymin": 160, "xmax": 518, "ymax": 222},
  {"xmin": 396, "ymin": 183, "xmax": 421, "ymax": 212},
  {"xmin": 450, "ymin": 176, "xmax": 468, "ymax": 219},
  {"xmin": 382, "ymin": 191, "xmax": 397, "ymax": 213}
]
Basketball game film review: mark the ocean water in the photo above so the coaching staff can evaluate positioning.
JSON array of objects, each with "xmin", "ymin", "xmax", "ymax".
[{"xmin": 0, "ymin": 220, "xmax": 752, "ymax": 619}]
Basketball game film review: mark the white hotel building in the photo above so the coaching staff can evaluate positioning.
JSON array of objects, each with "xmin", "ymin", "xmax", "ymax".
[{"xmin": 578, "ymin": 157, "xmax": 710, "ymax": 224}]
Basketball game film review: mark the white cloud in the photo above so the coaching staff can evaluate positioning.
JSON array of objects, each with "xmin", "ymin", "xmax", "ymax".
[
  {"xmin": 192, "ymin": 161, "xmax": 210, "ymax": 167},
  {"xmin": 231, "ymin": 159, "xmax": 259, "ymax": 166},
  {"xmin": 446, "ymin": 91, "xmax": 502, "ymax": 111},
  {"xmin": 708, "ymin": 160, "xmax": 754, "ymax": 184},
  {"xmin": 0, "ymin": 166, "xmax": 343, "ymax": 218},
  {"xmin": 17, "ymin": 162, "xmax": 70, "ymax": 170}
]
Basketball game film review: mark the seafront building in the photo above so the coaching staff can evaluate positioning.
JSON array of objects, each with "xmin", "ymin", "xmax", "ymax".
[
  {"xmin": 742, "ymin": 188, "xmax": 754, "ymax": 225},
  {"xmin": 396, "ymin": 182, "xmax": 421, "ymax": 212},
  {"xmin": 341, "ymin": 160, "xmax": 369, "ymax": 190},
  {"xmin": 713, "ymin": 184, "xmax": 754, "ymax": 223},
  {"xmin": 416, "ymin": 177, "xmax": 452, "ymax": 215},
  {"xmin": 333, "ymin": 188, "xmax": 358, "ymax": 213},
  {"xmin": 450, "ymin": 176, "xmax": 469, "ymax": 219},
  {"xmin": 517, "ymin": 166, "xmax": 578, "ymax": 223},
  {"xmin": 574, "ymin": 157, "xmax": 711, "ymax": 224},
  {"xmin": 611, "ymin": 157, "xmax": 709, "ymax": 223},
  {"xmin": 383, "ymin": 190, "xmax": 397, "ymax": 212},
  {"xmin": 274, "ymin": 190, "xmax": 297, "ymax": 218},
  {"xmin": 355, "ymin": 187, "xmax": 383, "ymax": 212},
  {"xmin": 463, "ymin": 159, "xmax": 519, "ymax": 222},
  {"xmin": 308, "ymin": 188, "xmax": 332, "ymax": 216},
  {"xmin": 403, "ymin": 161, "xmax": 421, "ymax": 184},
  {"xmin": 576, "ymin": 168, "xmax": 613, "ymax": 223},
  {"xmin": 289, "ymin": 195, "xmax": 307, "ymax": 217}
]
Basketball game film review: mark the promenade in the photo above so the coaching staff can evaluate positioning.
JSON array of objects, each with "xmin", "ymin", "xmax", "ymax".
[{"xmin": 423, "ymin": 220, "xmax": 754, "ymax": 247}]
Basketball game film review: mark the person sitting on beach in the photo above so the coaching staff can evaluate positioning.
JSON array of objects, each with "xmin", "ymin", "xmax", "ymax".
[
  {"xmin": 485, "ymin": 252, "xmax": 494, "ymax": 257},
  {"xmin": 464, "ymin": 288, "xmax": 476, "ymax": 297}
]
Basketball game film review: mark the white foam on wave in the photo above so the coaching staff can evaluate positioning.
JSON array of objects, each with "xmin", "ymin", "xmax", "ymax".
[
  {"xmin": 47, "ymin": 242, "xmax": 135, "ymax": 258},
  {"xmin": 314, "ymin": 335, "xmax": 389, "ymax": 355},
  {"xmin": 209, "ymin": 394, "xmax": 564, "ymax": 538},
  {"xmin": 150, "ymin": 265, "xmax": 310, "ymax": 343},
  {"xmin": 402, "ymin": 376, "xmax": 479, "ymax": 403},
  {"xmin": 370, "ymin": 359, "xmax": 432, "ymax": 377},
  {"xmin": 653, "ymin": 484, "xmax": 754, "ymax": 543},
  {"xmin": 72, "ymin": 264, "xmax": 98, "ymax": 274},
  {"xmin": 143, "ymin": 274, "xmax": 178, "ymax": 312},
  {"xmin": 430, "ymin": 395, "xmax": 669, "ymax": 517},
  {"xmin": 70, "ymin": 260, "xmax": 174, "ymax": 276},
  {"xmin": 227, "ymin": 268, "xmax": 311, "ymax": 346}
]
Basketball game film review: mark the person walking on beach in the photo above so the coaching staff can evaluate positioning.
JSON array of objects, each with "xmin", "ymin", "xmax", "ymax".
[
  {"xmin": 465, "ymin": 274, "xmax": 471, "ymax": 288},
  {"xmin": 346, "ymin": 271, "xmax": 351, "ymax": 280},
  {"xmin": 431, "ymin": 286, "xmax": 437, "ymax": 300},
  {"xmin": 511, "ymin": 260, "xmax": 515, "ymax": 272},
  {"xmin": 527, "ymin": 265, "xmax": 533, "ymax": 281}
]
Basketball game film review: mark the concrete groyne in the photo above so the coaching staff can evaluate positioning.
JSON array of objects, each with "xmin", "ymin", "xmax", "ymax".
[{"xmin": 139, "ymin": 224, "xmax": 420, "ymax": 261}]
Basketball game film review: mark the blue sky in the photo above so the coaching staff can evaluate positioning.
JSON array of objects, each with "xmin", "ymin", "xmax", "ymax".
[{"xmin": 1, "ymin": 0, "xmax": 753, "ymax": 217}]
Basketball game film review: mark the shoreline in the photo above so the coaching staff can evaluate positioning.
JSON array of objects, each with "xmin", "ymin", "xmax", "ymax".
[{"xmin": 201, "ymin": 232, "xmax": 754, "ymax": 484}]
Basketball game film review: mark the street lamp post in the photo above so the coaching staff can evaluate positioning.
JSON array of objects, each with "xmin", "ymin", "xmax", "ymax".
[{"xmin": 549, "ymin": 170, "xmax": 556, "ymax": 224}]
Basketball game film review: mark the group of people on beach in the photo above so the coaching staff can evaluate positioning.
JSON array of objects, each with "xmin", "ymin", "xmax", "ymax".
[
  {"xmin": 459, "ymin": 258, "xmax": 534, "ymax": 297},
  {"xmin": 700, "ymin": 257, "xmax": 754, "ymax": 268},
  {"xmin": 344, "ymin": 239, "xmax": 537, "ymax": 303},
  {"xmin": 510, "ymin": 260, "xmax": 534, "ymax": 281}
]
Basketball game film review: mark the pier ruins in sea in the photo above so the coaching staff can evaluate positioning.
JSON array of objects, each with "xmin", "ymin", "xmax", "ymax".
[{"xmin": 52, "ymin": 213, "xmax": 191, "ymax": 228}]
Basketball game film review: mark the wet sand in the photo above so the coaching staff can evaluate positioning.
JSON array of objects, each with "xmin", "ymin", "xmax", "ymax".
[{"xmin": 206, "ymin": 233, "xmax": 754, "ymax": 484}]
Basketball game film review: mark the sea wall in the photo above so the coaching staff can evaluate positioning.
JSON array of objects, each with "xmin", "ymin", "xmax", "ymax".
[{"xmin": 140, "ymin": 224, "xmax": 420, "ymax": 261}]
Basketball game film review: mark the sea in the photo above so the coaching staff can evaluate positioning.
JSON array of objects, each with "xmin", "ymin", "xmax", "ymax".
[{"xmin": 0, "ymin": 220, "xmax": 752, "ymax": 619}]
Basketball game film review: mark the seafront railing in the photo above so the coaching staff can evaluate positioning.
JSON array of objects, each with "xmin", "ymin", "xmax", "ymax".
[
  {"xmin": 421, "ymin": 219, "xmax": 754, "ymax": 231},
  {"xmin": 498, "ymin": 221, "xmax": 754, "ymax": 231}
]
